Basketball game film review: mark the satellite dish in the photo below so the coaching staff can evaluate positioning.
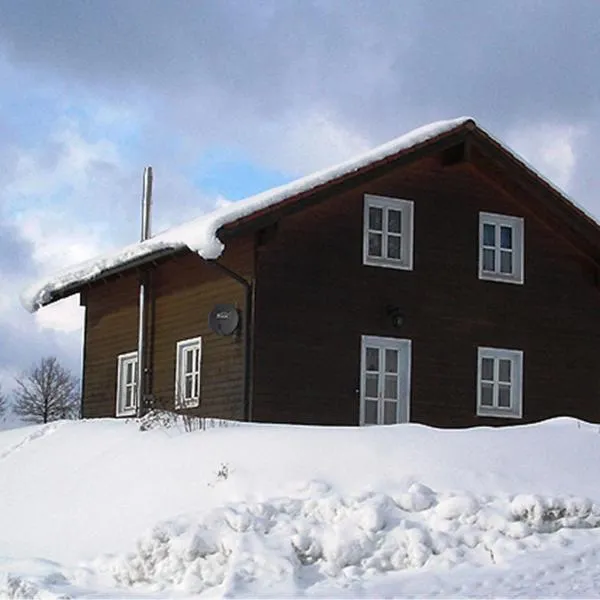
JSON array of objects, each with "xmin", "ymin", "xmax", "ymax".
[{"xmin": 208, "ymin": 303, "xmax": 240, "ymax": 336}]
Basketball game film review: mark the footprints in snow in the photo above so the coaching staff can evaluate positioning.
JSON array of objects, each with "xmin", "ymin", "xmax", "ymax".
[{"xmin": 0, "ymin": 422, "xmax": 63, "ymax": 462}]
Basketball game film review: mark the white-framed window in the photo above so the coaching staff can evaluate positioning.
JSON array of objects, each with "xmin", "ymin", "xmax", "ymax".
[
  {"xmin": 360, "ymin": 335, "xmax": 412, "ymax": 425},
  {"xmin": 477, "ymin": 347, "xmax": 523, "ymax": 419},
  {"xmin": 363, "ymin": 194, "xmax": 414, "ymax": 270},
  {"xmin": 175, "ymin": 337, "xmax": 202, "ymax": 408},
  {"xmin": 479, "ymin": 212, "xmax": 524, "ymax": 284},
  {"xmin": 116, "ymin": 351, "xmax": 138, "ymax": 417}
]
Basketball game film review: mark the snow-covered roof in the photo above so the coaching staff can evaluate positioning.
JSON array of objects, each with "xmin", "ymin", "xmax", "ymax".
[
  {"xmin": 22, "ymin": 117, "xmax": 474, "ymax": 312},
  {"xmin": 21, "ymin": 116, "xmax": 600, "ymax": 312}
]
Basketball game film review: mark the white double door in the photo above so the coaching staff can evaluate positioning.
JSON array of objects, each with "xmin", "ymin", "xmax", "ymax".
[{"xmin": 360, "ymin": 335, "xmax": 411, "ymax": 425}]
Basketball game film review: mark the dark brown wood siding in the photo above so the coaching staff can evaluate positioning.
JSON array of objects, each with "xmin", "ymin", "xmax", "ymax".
[
  {"xmin": 252, "ymin": 154, "xmax": 600, "ymax": 427},
  {"xmin": 82, "ymin": 237, "xmax": 253, "ymax": 419},
  {"xmin": 82, "ymin": 274, "xmax": 139, "ymax": 418}
]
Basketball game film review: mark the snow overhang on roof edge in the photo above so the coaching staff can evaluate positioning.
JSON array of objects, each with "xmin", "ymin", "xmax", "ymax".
[{"xmin": 21, "ymin": 116, "xmax": 495, "ymax": 313}]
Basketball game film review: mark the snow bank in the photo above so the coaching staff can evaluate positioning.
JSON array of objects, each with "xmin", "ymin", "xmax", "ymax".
[
  {"xmin": 22, "ymin": 117, "xmax": 471, "ymax": 312},
  {"xmin": 3, "ymin": 417, "xmax": 600, "ymax": 597},
  {"xmin": 100, "ymin": 485, "xmax": 599, "ymax": 597}
]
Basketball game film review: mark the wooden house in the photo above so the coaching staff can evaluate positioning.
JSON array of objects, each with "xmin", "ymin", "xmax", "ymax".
[{"xmin": 25, "ymin": 117, "xmax": 600, "ymax": 427}]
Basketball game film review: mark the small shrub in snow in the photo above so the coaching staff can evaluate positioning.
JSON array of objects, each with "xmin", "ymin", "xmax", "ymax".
[
  {"xmin": 138, "ymin": 409, "xmax": 239, "ymax": 433},
  {"xmin": 291, "ymin": 532, "xmax": 323, "ymax": 565},
  {"xmin": 216, "ymin": 463, "xmax": 229, "ymax": 481},
  {"xmin": 510, "ymin": 495, "xmax": 599, "ymax": 532},
  {"xmin": 0, "ymin": 574, "xmax": 41, "ymax": 599},
  {"xmin": 138, "ymin": 409, "xmax": 180, "ymax": 431}
]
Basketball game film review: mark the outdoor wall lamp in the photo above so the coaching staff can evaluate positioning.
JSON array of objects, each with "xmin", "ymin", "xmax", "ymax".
[{"xmin": 386, "ymin": 305, "xmax": 404, "ymax": 328}]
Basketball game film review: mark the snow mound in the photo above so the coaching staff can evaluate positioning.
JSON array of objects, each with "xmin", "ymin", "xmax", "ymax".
[
  {"xmin": 5, "ymin": 418, "xmax": 600, "ymax": 597},
  {"xmin": 99, "ymin": 483, "xmax": 600, "ymax": 596},
  {"xmin": 0, "ymin": 558, "xmax": 72, "ymax": 600}
]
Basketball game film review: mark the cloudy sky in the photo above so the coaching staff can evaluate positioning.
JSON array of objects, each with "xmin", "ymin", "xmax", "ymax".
[{"xmin": 0, "ymin": 0, "xmax": 598, "ymax": 387}]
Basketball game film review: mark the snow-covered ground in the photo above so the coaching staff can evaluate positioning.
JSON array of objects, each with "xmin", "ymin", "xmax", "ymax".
[{"xmin": 2, "ymin": 415, "xmax": 600, "ymax": 598}]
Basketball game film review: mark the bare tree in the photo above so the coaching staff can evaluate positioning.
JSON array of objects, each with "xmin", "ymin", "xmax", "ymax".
[
  {"xmin": 12, "ymin": 357, "xmax": 80, "ymax": 424},
  {"xmin": 0, "ymin": 385, "xmax": 6, "ymax": 417}
]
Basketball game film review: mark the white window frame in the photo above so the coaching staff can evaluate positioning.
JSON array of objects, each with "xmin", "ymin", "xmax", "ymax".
[
  {"xmin": 360, "ymin": 335, "xmax": 412, "ymax": 425},
  {"xmin": 116, "ymin": 351, "xmax": 138, "ymax": 417},
  {"xmin": 479, "ymin": 212, "xmax": 524, "ymax": 284},
  {"xmin": 477, "ymin": 347, "xmax": 523, "ymax": 419},
  {"xmin": 175, "ymin": 337, "xmax": 202, "ymax": 409},
  {"xmin": 363, "ymin": 194, "xmax": 414, "ymax": 270}
]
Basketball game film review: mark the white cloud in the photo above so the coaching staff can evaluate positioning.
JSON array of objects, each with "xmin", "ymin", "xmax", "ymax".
[
  {"xmin": 238, "ymin": 109, "xmax": 372, "ymax": 176},
  {"xmin": 0, "ymin": 118, "xmax": 122, "ymax": 342},
  {"xmin": 278, "ymin": 110, "xmax": 372, "ymax": 174},
  {"xmin": 1, "ymin": 111, "xmax": 217, "ymax": 342},
  {"xmin": 16, "ymin": 208, "xmax": 104, "ymax": 269},
  {"xmin": 505, "ymin": 122, "xmax": 587, "ymax": 191},
  {"xmin": 6, "ymin": 119, "xmax": 121, "ymax": 200},
  {"xmin": 12, "ymin": 210, "xmax": 103, "ymax": 334}
]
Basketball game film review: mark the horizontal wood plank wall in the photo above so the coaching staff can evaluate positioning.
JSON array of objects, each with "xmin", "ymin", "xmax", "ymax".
[
  {"xmin": 82, "ymin": 236, "xmax": 253, "ymax": 419},
  {"xmin": 252, "ymin": 154, "xmax": 600, "ymax": 427},
  {"xmin": 82, "ymin": 275, "xmax": 139, "ymax": 418}
]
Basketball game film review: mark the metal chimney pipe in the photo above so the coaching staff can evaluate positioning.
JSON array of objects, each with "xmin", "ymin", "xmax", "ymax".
[
  {"xmin": 137, "ymin": 166, "xmax": 153, "ymax": 418},
  {"xmin": 141, "ymin": 166, "xmax": 153, "ymax": 242}
]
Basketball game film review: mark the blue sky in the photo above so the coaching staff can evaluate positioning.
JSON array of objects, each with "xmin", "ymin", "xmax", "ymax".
[
  {"xmin": 190, "ymin": 148, "xmax": 291, "ymax": 201},
  {"xmin": 0, "ymin": 0, "xmax": 599, "ymax": 387}
]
